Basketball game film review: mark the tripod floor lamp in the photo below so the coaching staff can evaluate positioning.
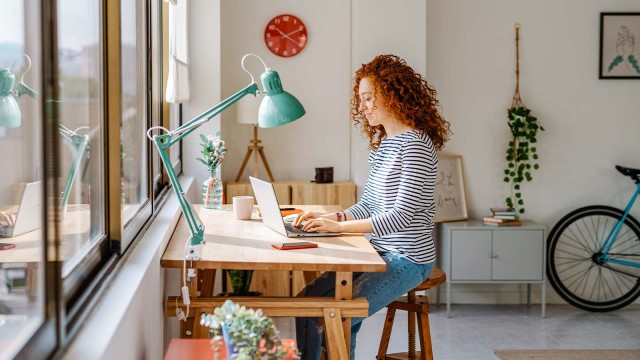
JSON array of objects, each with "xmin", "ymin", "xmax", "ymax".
[
  {"xmin": 235, "ymin": 95, "xmax": 275, "ymax": 182},
  {"xmin": 147, "ymin": 53, "xmax": 305, "ymax": 260}
]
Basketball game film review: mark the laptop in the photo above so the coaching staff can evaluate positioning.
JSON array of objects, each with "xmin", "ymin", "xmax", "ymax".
[
  {"xmin": 249, "ymin": 176, "xmax": 341, "ymax": 238},
  {"xmin": 0, "ymin": 181, "xmax": 43, "ymax": 238}
]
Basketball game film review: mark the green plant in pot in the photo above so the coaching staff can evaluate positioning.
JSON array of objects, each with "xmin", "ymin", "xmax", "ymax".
[
  {"xmin": 205, "ymin": 300, "xmax": 294, "ymax": 360},
  {"xmin": 227, "ymin": 270, "xmax": 257, "ymax": 296},
  {"xmin": 503, "ymin": 106, "xmax": 543, "ymax": 214},
  {"xmin": 503, "ymin": 23, "xmax": 544, "ymax": 214}
]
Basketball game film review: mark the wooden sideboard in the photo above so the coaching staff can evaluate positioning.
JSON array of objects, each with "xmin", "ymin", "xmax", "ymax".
[
  {"xmin": 224, "ymin": 181, "xmax": 357, "ymax": 296},
  {"xmin": 225, "ymin": 181, "xmax": 292, "ymax": 204},
  {"xmin": 225, "ymin": 181, "xmax": 356, "ymax": 209}
]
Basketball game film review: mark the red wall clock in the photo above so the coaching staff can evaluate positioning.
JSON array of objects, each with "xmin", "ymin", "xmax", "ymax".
[{"xmin": 264, "ymin": 14, "xmax": 308, "ymax": 58}]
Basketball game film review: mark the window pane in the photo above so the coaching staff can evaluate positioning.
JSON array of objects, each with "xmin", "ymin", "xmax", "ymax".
[
  {"xmin": 0, "ymin": 0, "xmax": 45, "ymax": 357},
  {"xmin": 151, "ymin": 1, "xmax": 174, "ymax": 199},
  {"xmin": 121, "ymin": 0, "xmax": 149, "ymax": 224},
  {"xmin": 170, "ymin": 104, "xmax": 181, "ymax": 168},
  {"xmin": 57, "ymin": 0, "xmax": 105, "ymax": 277}
]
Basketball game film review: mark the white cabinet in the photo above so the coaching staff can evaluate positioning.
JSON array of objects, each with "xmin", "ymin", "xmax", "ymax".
[{"xmin": 440, "ymin": 220, "xmax": 546, "ymax": 317}]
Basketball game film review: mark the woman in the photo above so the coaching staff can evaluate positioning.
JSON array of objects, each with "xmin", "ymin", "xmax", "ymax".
[{"xmin": 294, "ymin": 54, "xmax": 451, "ymax": 359}]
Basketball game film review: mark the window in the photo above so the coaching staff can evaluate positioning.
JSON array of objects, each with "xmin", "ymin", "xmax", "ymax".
[
  {"xmin": 0, "ymin": 0, "xmax": 172, "ymax": 358},
  {"xmin": 0, "ymin": 0, "xmax": 47, "ymax": 358},
  {"xmin": 120, "ymin": 0, "xmax": 152, "ymax": 251},
  {"xmin": 57, "ymin": 0, "xmax": 106, "ymax": 279}
]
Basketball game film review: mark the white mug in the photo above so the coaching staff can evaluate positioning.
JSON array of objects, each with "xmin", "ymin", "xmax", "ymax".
[{"xmin": 233, "ymin": 196, "xmax": 254, "ymax": 220}]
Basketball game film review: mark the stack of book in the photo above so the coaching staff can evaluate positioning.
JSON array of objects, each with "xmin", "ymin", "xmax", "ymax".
[{"xmin": 483, "ymin": 207, "xmax": 521, "ymax": 226}]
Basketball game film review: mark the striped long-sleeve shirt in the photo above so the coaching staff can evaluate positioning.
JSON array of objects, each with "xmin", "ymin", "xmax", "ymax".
[{"xmin": 346, "ymin": 130, "xmax": 437, "ymax": 264}]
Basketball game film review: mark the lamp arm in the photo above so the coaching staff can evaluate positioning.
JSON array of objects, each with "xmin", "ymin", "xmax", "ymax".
[
  {"xmin": 58, "ymin": 124, "xmax": 90, "ymax": 212},
  {"xmin": 149, "ymin": 82, "xmax": 259, "ymax": 248}
]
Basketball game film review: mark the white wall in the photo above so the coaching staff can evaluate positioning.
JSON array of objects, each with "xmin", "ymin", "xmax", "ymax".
[
  {"xmin": 427, "ymin": 0, "xmax": 640, "ymax": 304},
  {"xmin": 220, "ymin": 0, "xmax": 352, "ymax": 184},
  {"xmin": 205, "ymin": 0, "xmax": 621, "ymax": 305},
  {"xmin": 62, "ymin": 3, "xmax": 640, "ymax": 359},
  {"xmin": 217, "ymin": 0, "xmax": 427, "ymax": 191},
  {"xmin": 181, "ymin": 0, "xmax": 222, "ymax": 188},
  {"xmin": 350, "ymin": 0, "xmax": 427, "ymax": 197}
]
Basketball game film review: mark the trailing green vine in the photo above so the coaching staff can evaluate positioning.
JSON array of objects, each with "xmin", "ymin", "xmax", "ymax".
[
  {"xmin": 504, "ymin": 23, "xmax": 544, "ymax": 214},
  {"xmin": 504, "ymin": 106, "xmax": 544, "ymax": 213}
]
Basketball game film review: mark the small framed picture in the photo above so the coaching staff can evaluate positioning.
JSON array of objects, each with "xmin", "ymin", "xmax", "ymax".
[
  {"xmin": 433, "ymin": 154, "xmax": 468, "ymax": 222},
  {"xmin": 599, "ymin": 12, "xmax": 640, "ymax": 79}
]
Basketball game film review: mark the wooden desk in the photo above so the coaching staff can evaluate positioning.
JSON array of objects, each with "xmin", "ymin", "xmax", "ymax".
[{"xmin": 161, "ymin": 205, "xmax": 386, "ymax": 360}]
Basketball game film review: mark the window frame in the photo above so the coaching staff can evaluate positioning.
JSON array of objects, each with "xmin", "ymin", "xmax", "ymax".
[{"xmin": 8, "ymin": 0, "xmax": 175, "ymax": 358}]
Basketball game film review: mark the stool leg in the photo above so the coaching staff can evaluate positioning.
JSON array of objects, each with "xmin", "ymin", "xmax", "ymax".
[
  {"xmin": 376, "ymin": 307, "xmax": 396, "ymax": 360},
  {"xmin": 408, "ymin": 290, "xmax": 417, "ymax": 358},
  {"xmin": 416, "ymin": 307, "xmax": 433, "ymax": 360}
]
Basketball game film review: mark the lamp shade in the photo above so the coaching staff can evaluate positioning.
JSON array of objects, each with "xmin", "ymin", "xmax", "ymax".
[
  {"xmin": 0, "ymin": 68, "xmax": 21, "ymax": 128},
  {"xmin": 236, "ymin": 95, "xmax": 260, "ymax": 125},
  {"xmin": 258, "ymin": 69, "xmax": 305, "ymax": 128}
]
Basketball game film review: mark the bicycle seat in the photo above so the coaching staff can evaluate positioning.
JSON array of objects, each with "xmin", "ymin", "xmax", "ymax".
[{"xmin": 615, "ymin": 165, "xmax": 640, "ymax": 183}]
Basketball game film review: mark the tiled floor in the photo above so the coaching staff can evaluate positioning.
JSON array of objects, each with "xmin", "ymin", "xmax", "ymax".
[{"xmin": 275, "ymin": 304, "xmax": 640, "ymax": 359}]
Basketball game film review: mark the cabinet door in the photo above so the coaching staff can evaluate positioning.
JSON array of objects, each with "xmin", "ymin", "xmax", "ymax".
[
  {"xmin": 290, "ymin": 182, "xmax": 356, "ymax": 208},
  {"xmin": 492, "ymin": 230, "xmax": 544, "ymax": 280},
  {"xmin": 225, "ymin": 182, "xmax": 291, "ymax": 204},
  {"xmin": 451, "ymin": 230, "xmax": 492, "ymax": 280}
]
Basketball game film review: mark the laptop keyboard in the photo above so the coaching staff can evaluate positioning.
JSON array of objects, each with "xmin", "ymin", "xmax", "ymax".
[{"xmin": 284, "ymin": 222, "xmax": 308, "ymax": 234}]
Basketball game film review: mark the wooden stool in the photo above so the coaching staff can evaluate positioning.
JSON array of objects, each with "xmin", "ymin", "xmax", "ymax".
[{"xmin": 376, "ymin": 268, "xmax": 447, "ymax": 360}]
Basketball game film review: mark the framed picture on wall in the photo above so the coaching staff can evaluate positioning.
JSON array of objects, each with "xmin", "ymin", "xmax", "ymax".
[
  {"xmin": 433, "ymin": 154, "xmax": 468, "ymax": 222},
  {"xmin": 599, "ymin": 12, "xmax": 640, "ymax": 79}
]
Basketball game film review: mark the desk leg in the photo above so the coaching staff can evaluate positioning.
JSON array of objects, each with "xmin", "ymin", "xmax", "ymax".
[
  {"xmin": 323, "ymin": 308, "xmax": 348, "ymax": 360},
  {"xmin": 178, "ymin": 268, "xmax": 200, "ymax": 338},
  {"xmin": 179, "ymin": 269, "xmax": 217, "ymax": 339},
  {"xmin": 194, "ymin": 269, "xmax": 217, "ymax": 338},
  {"xmin": 200, "ymin": 269, "xmax": 217, "ymax": 297},
  {"xmin": 335, "ymin": 272, "xmax": 353, "ymax": 359}
]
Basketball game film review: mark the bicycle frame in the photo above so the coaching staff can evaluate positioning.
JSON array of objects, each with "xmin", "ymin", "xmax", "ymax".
[{"xmin": 598, "ymin": 181, "xmax": 640, "ymax": 269}]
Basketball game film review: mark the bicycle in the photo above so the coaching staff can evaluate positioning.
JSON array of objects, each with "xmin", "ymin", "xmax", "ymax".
[{"xmin": 547, "ymin": 165, "xmax": 640, "ymax": 312}]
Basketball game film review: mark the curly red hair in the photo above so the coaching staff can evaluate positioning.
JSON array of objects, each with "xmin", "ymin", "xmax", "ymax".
[{"xmin": 351, "ymin": 54, "xmax": 451, "ymax": 151}]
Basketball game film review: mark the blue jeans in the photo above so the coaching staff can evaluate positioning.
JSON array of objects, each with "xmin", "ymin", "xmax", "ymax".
[{"xmin": 295, "ymin": 252, "xmax": 434, "ymax": 360}]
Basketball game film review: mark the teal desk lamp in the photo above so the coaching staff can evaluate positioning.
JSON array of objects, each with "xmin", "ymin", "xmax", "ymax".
[
  {"xmin": 147, "ymin": 53, "xmax": 304, "ymax": 260},
  {"xmin": 58, "ymin": 124, "xmax": 90, "ymax": 213},
  {"xmin": 0, "ymin": 55, "xmax": 38, "ymax": 128},
  {"xmin": 0, "ymin": 55, "xmax": 90, "ymax": 212}
]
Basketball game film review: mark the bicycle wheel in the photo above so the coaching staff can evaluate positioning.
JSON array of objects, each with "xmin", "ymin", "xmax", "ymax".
[{"xmin": 547, "ymin": 205, "xmax": 640, "ymax": 312}]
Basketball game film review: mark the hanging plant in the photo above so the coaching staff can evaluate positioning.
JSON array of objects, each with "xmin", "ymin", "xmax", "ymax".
[{"xmin": 503, "ymin": 24, "xmax": 544, "ymax": 214}]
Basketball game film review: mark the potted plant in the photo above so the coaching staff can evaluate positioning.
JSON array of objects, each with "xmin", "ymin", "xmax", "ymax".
[
  {"xmin": 197, "ymin": 132, "xmax": 227, "ymax": 209},
  {"xmin": 503, "ymin": 23, "xmax": 544, "ymax": 215},
  {"xmin": 227, "ymin": 270, "xmax": 257, "ymax": 296},
  {"xmin": 204, "ymin": 300, "xmax": 298, "ymax": 360},
  {"xmin": 503, "ymin": 105, "xmax": 543, "ymax": 214}
]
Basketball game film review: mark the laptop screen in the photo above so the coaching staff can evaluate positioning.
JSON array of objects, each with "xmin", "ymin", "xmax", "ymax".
[{"xmin": 249, "ymin": 177, "xmax": 289, "ymax": 236}]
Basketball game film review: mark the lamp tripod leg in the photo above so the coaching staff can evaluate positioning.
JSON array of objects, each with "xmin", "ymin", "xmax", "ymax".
[
  {"xmin": 235, "ymin": 148, "xmax": 254, "ymax": 182},
  {"xmin": 258, "ymin": 148, "xmax": 275, "ymax": 182}
]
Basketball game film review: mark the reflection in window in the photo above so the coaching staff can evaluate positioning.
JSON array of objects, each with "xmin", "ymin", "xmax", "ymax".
[
  {"xmin": 0, "ymin": 0, "xmax": 45, "ymax": 357},
  {"xmin": 121, "ymin": 0, "xmax": 149, "ymax": 224},
  {"xmin": 57, "ymin": 0, "xmax": 105, "ymax": 277}
]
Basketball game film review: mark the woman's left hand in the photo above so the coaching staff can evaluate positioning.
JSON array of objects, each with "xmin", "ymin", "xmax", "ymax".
[{"xmin": 301, "ymin": 217, "xmax": 341, "ymax": 233}]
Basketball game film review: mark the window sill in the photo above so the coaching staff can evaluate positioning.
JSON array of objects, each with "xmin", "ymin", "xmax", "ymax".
[{"xmin": 62, "ymin": 176, "xmax": 195, "ymax": 359}]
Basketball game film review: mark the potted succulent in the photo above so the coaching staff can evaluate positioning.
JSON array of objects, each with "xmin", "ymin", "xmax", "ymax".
[{"xmin": 204, "ymin": 300, "xmax": 298, "ymax": 360}]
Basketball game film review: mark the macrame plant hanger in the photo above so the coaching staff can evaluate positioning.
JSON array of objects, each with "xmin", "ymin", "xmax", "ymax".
[{"xmin": 512, "ymin": 23, "xmax": 525, "ymax": 109}]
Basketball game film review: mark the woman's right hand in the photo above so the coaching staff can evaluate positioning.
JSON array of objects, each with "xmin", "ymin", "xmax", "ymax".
[{"xmin": 292, "ymin": 211, "xmax": 320, "ymax": 227}]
